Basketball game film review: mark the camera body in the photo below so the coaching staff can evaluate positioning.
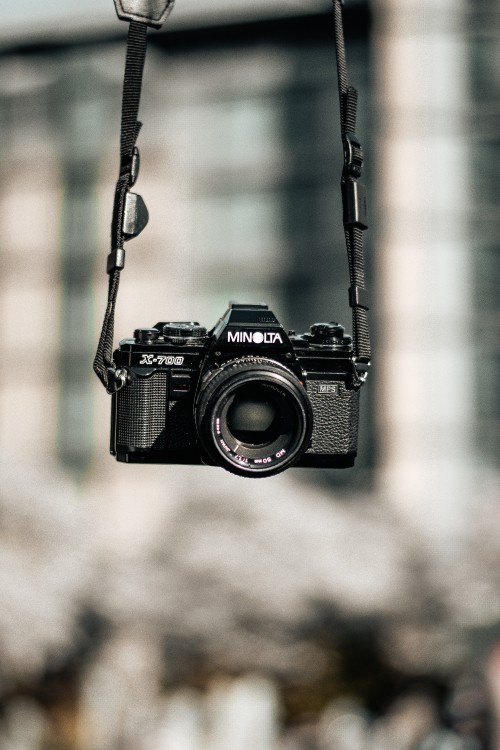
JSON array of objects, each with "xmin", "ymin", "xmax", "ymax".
[{"xmin": 110, "ymin": 303, "xmax": 360, "ymax": 477}]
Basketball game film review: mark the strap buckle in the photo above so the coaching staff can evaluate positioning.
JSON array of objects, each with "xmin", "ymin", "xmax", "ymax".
[
  {"xmin": 122, "ymin": 191, "xmax": 149, "ymax": 238},
  {"xmin": 107, "ymin": 190, "xmax": 149, "ymax": 273},
  {"xmin": 343, "ymin": 132, "xmax": 364, "ymax": 178}
]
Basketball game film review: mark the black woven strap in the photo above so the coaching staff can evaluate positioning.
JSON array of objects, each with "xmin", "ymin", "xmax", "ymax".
[
  {"xmin": 110, "ymin": 19, "xmax": 148, "ymax": 268},
  {"xmin": 93, "ymin": 20, "xmax": 149, "ymax": 392},
  {"xmin": 332, "ymin": 0, "xmax": 371, "ymax": 375}
]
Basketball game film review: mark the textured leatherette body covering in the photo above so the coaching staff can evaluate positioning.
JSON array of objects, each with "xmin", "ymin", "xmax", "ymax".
[
  {"xmin": 116, "ymin": 372, "xmax": 167, "ymax": 449},
  {"xmin": 115, "ymin": 372, "xmax": 195, "ymax": 451},
  {"xmin": 114, "ymin": 0, "xmax": 175, "ymax": 28},
  {"xmin": 306, "ymin": 380, "xmax": 359, "ymax": 454}
]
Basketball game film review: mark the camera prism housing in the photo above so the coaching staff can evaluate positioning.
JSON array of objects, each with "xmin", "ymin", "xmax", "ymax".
[{"xmin": 110, "ymin": 302, "xmax": 360, "ymax": 478}]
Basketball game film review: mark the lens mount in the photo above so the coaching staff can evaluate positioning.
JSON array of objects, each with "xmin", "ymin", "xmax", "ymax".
[{"xmin": 196, "ymin": 358, "xmax": 313, "ymax": 478}]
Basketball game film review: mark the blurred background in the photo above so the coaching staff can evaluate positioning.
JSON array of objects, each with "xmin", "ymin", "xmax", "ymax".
[{"xmin": 0, "ymin": 0, "xmax": 499, "ymax": 747}]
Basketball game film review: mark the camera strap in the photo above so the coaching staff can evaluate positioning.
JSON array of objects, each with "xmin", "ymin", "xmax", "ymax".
[
  {"xmin": 332, "ymin": 0, "xmax": 371, "ymax": 378},
  {"xmin": 94, "ymin": 0, "xmax": 370, "ymax": 392},
  {"xmin": 94, "ymin": 2, "xmax": 175, "ymax": 392}
]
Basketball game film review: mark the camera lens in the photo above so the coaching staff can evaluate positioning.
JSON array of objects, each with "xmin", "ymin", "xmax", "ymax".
[{"xmin": 196, "ymin": 359, "xmax": 313, "ymax": 478}]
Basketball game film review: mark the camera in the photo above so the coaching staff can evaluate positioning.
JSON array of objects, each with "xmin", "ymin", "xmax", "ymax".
[{"xmin": 110, "ymin": 302, "xmax": 361, "ymax": 478}]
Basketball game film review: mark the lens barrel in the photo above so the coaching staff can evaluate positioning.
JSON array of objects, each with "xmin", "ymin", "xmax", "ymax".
[{"xmin": 196, "ymin": 358, "xmax": 313, "ymax": 477}]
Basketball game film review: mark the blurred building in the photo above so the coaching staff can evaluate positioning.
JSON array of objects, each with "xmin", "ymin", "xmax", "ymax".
[
  {"xmin": 0, "ymin": 0, "xmax": 376, "ymax": 517},
  {"xmin": 0, "ymin": 0, "xmax": 497, "ymax": 534}
]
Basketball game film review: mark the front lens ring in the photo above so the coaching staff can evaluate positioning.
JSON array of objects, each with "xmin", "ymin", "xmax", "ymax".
[{"xmin": 196, "ymin": 361, "xmax": 313, "ymax": 477}]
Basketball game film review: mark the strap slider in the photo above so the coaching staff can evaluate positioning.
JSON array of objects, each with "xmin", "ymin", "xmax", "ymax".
[
  {"xmin": 130, "ymin": 146, "xmax": 141, "ymax": 186},
  {"xmin": 107, "ymin": 248, "xmax": 126, "ymax": 274},
  {"xmin": 342, "ymin": 180, "xmax": 368, "ymax": 229},
  {"xmin": 349, "ymin": 286, "xmax": 370, "ymax": 311}
]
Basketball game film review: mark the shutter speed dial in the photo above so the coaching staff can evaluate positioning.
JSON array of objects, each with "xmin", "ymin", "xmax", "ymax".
[{"xmin": 163, "ymin": 323, "xmax": 207, "ymax": 343}]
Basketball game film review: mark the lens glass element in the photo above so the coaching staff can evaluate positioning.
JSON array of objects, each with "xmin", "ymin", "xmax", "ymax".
[{"xmin": 226, "ymin": 385, "xmax": 280, "ymax": 445}]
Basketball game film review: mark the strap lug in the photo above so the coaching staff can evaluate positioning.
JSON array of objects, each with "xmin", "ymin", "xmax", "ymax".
[{"xmin": 114, "ymin": 0, "xmax": 175, "ymax": 29}]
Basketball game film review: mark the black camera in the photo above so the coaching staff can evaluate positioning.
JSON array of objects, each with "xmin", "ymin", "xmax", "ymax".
[{"xmin": 110, "ymin": 302, "xmax": 361, "ymax": 478}]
